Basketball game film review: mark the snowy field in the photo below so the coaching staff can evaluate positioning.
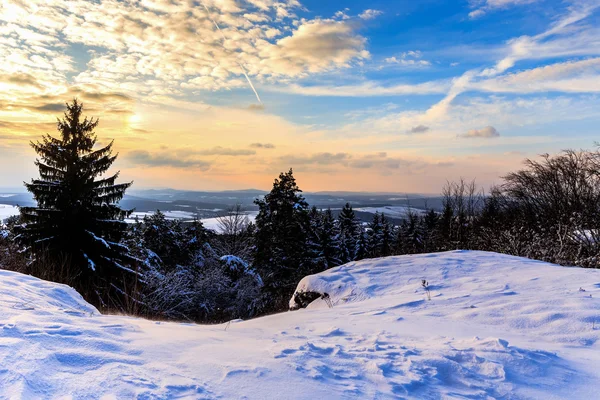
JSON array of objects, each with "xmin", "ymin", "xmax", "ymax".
[
  {"xmin": 1, "ymin": 251, "xmax": 599, "ymax": 398},
  {"xmin": 200, "ymin": 211, "xmax": 258, "ymax": 232},
  {"xmin": 0, "ymin": 204, "xmax": 19, "ymax": 222},
  {"xmin": 125, "ymin": 211, "xmax": 258, "ymax": 233},
  {"xmin": 354, "ymin": 206, "xmax": 426, "ymax": 219},
  {"xmin": 126, "ymin": 210, "xmax": 198, "ymax": 223}
]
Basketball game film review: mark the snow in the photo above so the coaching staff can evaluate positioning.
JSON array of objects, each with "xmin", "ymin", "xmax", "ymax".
[
  {"xmin": 125, "ymin": 210, "xmax": 258, "ymax": 232},
  {"xmin": 1, "ymin": 251, "xmax": 600, "ymax": 398},
  {"xmin": 126, "ymin": 210, "xmax": 197, "ymax": 223},
  {"xmin": 354, "ymin": 206, "xmax": 426, "ymax": 219},
  {"xmin": 200, "ymin": 211, "xmax": 258, "ymax": 232},
  {"xmin": 0, "ymin": 204, "xmax": 19, "ymax": 222}
]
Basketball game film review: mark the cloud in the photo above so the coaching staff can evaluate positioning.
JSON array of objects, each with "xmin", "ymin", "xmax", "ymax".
[
  {"xmin": 460, "ymin": 126, "xmax": 500, "ymax": 138},
  {"xmin": 469, "ymin": 0, "xmax": 539, "ymax": 18},
  {"xmin": 279, "ymin": 152, "xmax": 414, "ymax": 170},
  {"xmin": 269, "ymin": 80, "xmax": 449, "ymax": 97},
  {"xmin": 79, "ymin": 92, "xmax": 133, "ymax": 103},
  {"xmin": 408, "ymin": 125, "xmax": 430, "ymax": 134},
  {"xmin": 474, "ymin": 58, "xmax": 600, "ymax": 93},
  {"xmin": 196, "ymin": 147, "xmax": 256, "ymax": 156},
  {"xmin": 2, "ymin": 73, "xmax": 43, "ymax": 89},
  {"xmin": 250, "ymin": 143, "xmax": 276, "ymax": 149},
  {"xmin": 0, "ymin": 0, "xmax": 366, "ymax": 104},
  {"xmin": 479, "ymin": 3, "xmax": 600, "ymax": 77},
  {"xmin": 126, "ymin": 150, "xmax": 212, "ymax": 169},
  {"xmin": 262, "ymin": 19, "xmax": 369, "ymax": 76},
  {"xmin": 359, "ymin": 9, "xmax": 383, "ymax": 20},
  {"xmin": 247, "ymin": 104, "xmax": 265, "ymax": 111},
  {"xmin": 284, "ymin": 152, "xmax": 351, "ymax": 165},
  {"xmin": 28, "ymin": 103, "xmax": 66, "ymax": 113},
  {"xmin": 385, "ymin": 51, "xmax": 431, "ymax": 68}
]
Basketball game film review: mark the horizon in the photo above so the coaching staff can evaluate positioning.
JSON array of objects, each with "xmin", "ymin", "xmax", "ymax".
[
  {"xmin": 0, "ymin": 185, "xmax": 442, "ymax": 197},
  {"xmin": 1, "ymin": 0, "xmax": 599, "ymax": 192}
]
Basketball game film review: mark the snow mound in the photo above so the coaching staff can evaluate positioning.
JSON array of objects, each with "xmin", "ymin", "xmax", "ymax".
[
  {"xmin": 0, "ymin": 251, "xmax": 599, "ymax": 398},
  {"xmin": 291, "ymin": 251, "xmax": 600, "ymax": 345},
  {"xmin": 0, "ymin": 269, "xmax": 98, "ymax": 316}
]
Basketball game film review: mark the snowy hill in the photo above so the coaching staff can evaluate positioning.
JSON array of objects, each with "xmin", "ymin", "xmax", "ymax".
[{"xmin": 1, "ymin": 251, "xmax": 600, "ymax": 398}]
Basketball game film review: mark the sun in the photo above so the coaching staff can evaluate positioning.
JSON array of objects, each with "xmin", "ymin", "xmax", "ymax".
[{"xmin": 128, "ymin": 114, "xmax": 142, "ymax": 124}]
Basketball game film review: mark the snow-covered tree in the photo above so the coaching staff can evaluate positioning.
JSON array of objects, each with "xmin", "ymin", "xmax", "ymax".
[
  {"xmin": 367, "ymin": 212, "xmax": 384, "ymax": 257},
  {"xmin": 307, "ymin": 208, "xmax": 341, "ymax": 270},
  {"xmin": 253, "ymin": 169, "xmax": 312, "ymax": 310},
  {"xmin": 321, "ymin": 208, "xmax": 341, "ymax": 268},
  {"xmin": 16, "ymin": 99, "xmax": 134, "ymax": 291},
  {"xmin": 338, "ymin": 203, "xmax": 359, "ymax": 263}
]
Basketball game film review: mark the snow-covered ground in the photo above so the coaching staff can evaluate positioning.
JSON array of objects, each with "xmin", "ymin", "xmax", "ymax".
[
  {"xmin": 0, "ymin": 204, "xmax": 19, "ymax": 222},
  {"xmin": 200, "ymin": 211, "xmax": 258, "ymax": 232},
  {"xmin": 125, "ymin": 210, "xmax": 258, "ymax": 233},
  {"xmin": 354, "ymin": 205, "xmax": 426, "ymax": 219},
  {"xmin": 126, "ymin": 210, "xmax": 198, "ymax": 223},
  {"xmin": 1, "ymin": 251, "xmax": 600, "ymax": 398}
]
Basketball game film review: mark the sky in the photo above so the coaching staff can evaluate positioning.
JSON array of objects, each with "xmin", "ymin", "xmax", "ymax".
[{"xmin": 0, "ymin": 0, "xmax": 599, "ymax": 193}]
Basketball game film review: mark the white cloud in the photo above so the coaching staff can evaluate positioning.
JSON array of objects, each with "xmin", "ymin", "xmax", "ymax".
[
  {"xmin": 460, "ymin": 126, "xmax": 500, "ymax": 138},
  {"xmin": 267, "ymin": 80, "xmax": 450, "ymax": 97},
  {"xmin": 0, "ymin": 0, "xmax": 368, "ymax": 105},
  {"xmin": 474, "ymin": 58, "xmax": 600, "ymax": 93},
  {"xmin": 359, "ymin": 9, "xmax": 383, "ymax": 20},
  {"xmin": 259, "ymin": 19, "xmax": 369, "ymax": 76},
  {"xmin": 385, "ymin": 50, "xmax": 431, "ymax": 67},
  {"xmin": 469, "ymin": 0, "xmax": 539, "ymax": 18}
]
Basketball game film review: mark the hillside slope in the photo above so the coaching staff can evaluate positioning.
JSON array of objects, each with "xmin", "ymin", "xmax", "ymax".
[{"xmin": 1, "ymin": 251, "xmax": 599, "ymax": 399}]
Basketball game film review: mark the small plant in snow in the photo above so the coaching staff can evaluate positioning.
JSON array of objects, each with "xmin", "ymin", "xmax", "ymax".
[{"xmin": 422, "ymin": 279, "xmax": 431, "ymax": 300}]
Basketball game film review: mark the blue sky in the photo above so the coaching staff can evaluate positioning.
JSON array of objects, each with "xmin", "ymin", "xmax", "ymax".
[{"xmin": 0, "ymin": 0, "xmax": 599, "ymax": 192}]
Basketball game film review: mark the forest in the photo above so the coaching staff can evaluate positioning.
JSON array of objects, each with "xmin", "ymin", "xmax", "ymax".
[{"xmin": 1, "ymin": 100, "xmax": 599, "ymax": 323}]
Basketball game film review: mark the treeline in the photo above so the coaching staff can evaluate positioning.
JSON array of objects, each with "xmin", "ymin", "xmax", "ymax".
[{"xmin": 1, "ymin": 100, "xmax": 599, "ymax": 323}]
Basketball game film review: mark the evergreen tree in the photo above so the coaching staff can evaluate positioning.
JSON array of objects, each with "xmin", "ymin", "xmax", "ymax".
[
  {"xmin": 253, "ymin": 169, "xmax": 311, "ymax": 309},
  {"xmin": 367, "ymin": 212, "xmax": 384, "ymax": 257},
  {"xmin": 421, "ymin": 208, "xmax": 440, "ymax": 252},
  {"xmin": 338, "ymin": 203, "xmax": 359, "ymax": 263},
  {"xmin": 131, "ymin": 211, "xmax": 209, "ymax": 270},
  {"xmin": 401, "ymin": 211, "xmax": 422, "ymax": 254},
  {"xmin": 354, "ymin": 227, "xmax": 368, "ymax": 261},
  {"xmin": 320, "ymin": 208, "xmax": 341, "ymax": 269},
  {"xmin": 380, "ymin": 214, "xmax": 393, "ymax": 257},
  {"xmin": 437, "ymin": 201, "xmax": 454, "ymax": 250},
  {"xmin": 307, "ymin": 206, "xmax": 325, "ymax": 269},
  {"xmin": 17, "ymin": 100, "xmax": 134, "ymax": 291}
]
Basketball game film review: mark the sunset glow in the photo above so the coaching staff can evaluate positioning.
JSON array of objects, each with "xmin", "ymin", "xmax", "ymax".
[{"xmin": 0, "ymin": 0, "xmax": 599, "ymax": 192}]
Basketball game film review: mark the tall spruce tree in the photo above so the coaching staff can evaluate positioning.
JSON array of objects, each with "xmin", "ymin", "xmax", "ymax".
[
  {"xmin": 253, "ymin": 169, "xmax": 311, "ymax": 309},
  {"xmin": 17, "ymin": 99, "xmax": 134, "ymax": 288}
]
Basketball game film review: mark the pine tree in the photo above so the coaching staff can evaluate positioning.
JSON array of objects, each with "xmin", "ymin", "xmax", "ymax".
[
  {"xmin": 17, "ymin": 99, "xmax": 134, "ymax": 289},
  {"xmin": 421, "ymin": 208, "xmax": 439, "ymax": 252},
  {"xmin": 367, "ymin": 212, "xmax": 384, "ymax": 257},
  {"xmin": 438, "ymin": 201, "xmax": 454, "ymax": 250},
  {"xmin": 380, "ymin": 214, "xmax": 393, "ymax": 257},
  {"xmin": 354, "ymin": 227, "xmax": 368, "ymax": 261},
  {"xmin": 320, "ymin": 208, "xmax": 341, "ymax": 269},
  {"xmin": 307, "ymin": 206, "xmax": 325, "ymax": 269},
  {"xmin": 338, "ymin": 203, "xmax": 359, "ymax": 263},
  {"xmin": 253, "ymin": 169, "xmax": 311, "ymax": 309},
  {"xmin": 401, "ymin": 211, "xmax": 422, "ymax": 254}
]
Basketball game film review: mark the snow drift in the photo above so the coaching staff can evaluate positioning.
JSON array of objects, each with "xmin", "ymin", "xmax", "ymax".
[{"xmin": 1, "ymin": 251, "xmax": 600, "ymax": 398}]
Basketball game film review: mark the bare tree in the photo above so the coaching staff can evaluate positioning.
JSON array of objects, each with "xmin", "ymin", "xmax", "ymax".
[{"xmin": 214, "ymin": 204, "xmax": 254, "ymax": 260}]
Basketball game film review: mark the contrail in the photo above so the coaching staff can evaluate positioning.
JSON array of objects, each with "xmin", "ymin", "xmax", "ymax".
[{"xmin": 201, "ymin": 2, "xmax": 263, "ymax": 104}]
